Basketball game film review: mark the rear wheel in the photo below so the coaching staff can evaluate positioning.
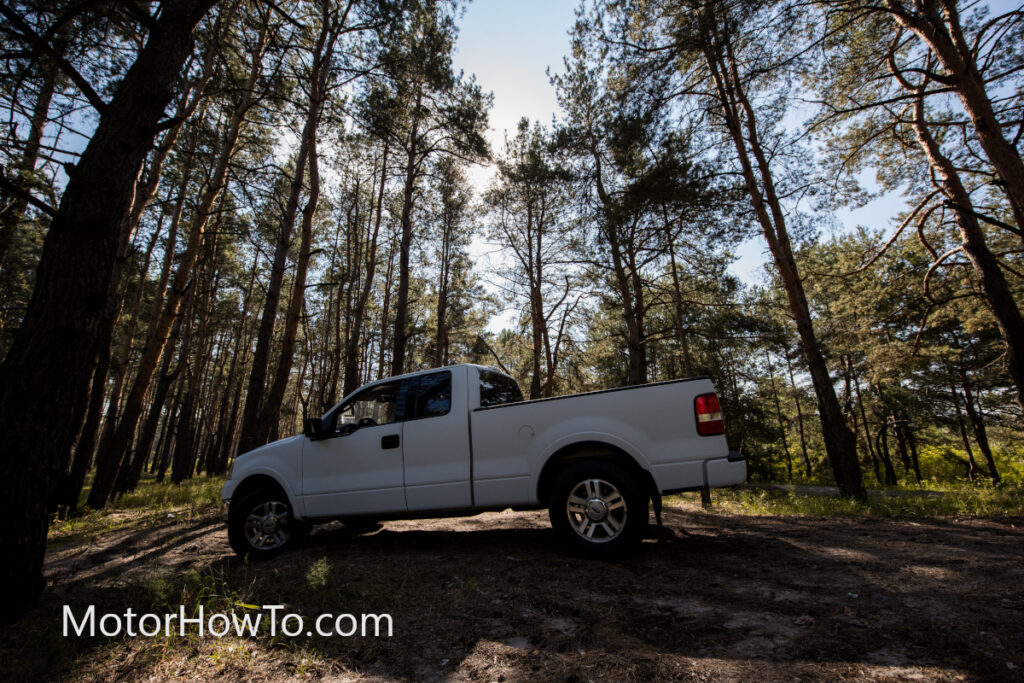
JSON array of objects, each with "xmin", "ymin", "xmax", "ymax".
[
  {"xmin": 548, "ymin": 460, "xmax": 647, "ymax": 556},
  {"xmin": 228, "ymin": 488, "xmax": 307, "ymax": 559}
]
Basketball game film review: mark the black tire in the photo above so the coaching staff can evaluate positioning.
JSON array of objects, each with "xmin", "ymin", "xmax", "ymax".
[
  {"xmin": 548, "ymin": 460, "xmax": 648, "ymax": 557},
  {"xmin": 228, "ymin": 487, "xmax": 308, "ymax": 559}
]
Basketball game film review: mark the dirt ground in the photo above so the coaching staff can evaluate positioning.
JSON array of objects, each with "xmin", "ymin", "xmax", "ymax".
[{"xmin": 11, "ymin": 502, "xmax": 1024, "ymax": 681}]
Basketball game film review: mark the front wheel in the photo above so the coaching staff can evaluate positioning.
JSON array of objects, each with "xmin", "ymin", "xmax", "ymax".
[
  {"xmin": 548, "ymin": 461, "xmax": 647, "ymax": 557},
  {"xmin": 228, "ymin": 488, "xmax": 308, "ymax": 559}
]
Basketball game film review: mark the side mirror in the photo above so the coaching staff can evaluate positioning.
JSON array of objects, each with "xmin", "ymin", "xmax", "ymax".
[{"xmin": 304, "ymin": 417, "xmax": 324, "ymax": 440}]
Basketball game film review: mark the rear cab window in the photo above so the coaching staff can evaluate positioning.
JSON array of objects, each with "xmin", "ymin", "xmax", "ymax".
[{"xmin": 478, "ymin": 369, "xmax": 524, "ymax": 408}]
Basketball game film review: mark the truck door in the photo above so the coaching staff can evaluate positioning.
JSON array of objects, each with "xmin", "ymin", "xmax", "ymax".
[
  {"xmin": 300, "ymin": 378, "xmax": 406, "ymax": 517},
  {"xmin": 402, "ymin": 369, "xmax": 472, "ymax": 510}
]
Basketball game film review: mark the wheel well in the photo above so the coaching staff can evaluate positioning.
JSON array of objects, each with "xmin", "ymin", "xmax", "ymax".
[
  {"xmin": 230, "ymin": 474, "xmax": 290, "ymax": 510},
  {"xmin": 536, "ymin": 441, "xmax": 657, "ymax": 506}
]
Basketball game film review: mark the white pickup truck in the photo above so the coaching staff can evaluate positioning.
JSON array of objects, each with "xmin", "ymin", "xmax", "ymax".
[{"xmin": 222, "ymin": 364, "xmax": 745, "ymax": 557}]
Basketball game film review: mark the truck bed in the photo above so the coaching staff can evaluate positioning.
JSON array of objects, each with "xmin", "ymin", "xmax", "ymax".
[{"xmin": 468, "ymin": 376, "xmax": 743, "ymax": 507}]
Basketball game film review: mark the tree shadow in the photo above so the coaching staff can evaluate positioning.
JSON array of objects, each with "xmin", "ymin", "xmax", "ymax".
[{"xmin": 7, "ymin": 508, "xmax": 1023, "ymax": 680}]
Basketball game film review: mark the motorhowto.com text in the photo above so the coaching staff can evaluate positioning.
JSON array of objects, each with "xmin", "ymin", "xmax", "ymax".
[{"xmin": 63, "ymin": 604, "xmax": 393, "ymax": 638}]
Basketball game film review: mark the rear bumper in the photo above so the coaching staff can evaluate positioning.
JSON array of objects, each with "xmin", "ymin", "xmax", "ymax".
[
  {"xmin": 707, "ymin": 452, "xmax": 747, "ymax": 487},
  {"xmin": 658, "ymin": 451, "xmax": 747, "ymax": 495}
]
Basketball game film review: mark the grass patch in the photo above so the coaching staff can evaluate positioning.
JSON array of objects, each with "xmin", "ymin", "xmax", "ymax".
[
  {"xmin": 105, "ymin": 474, "xmax": 225, "ymax": 512},
  {"xmin": 49, "ymin": 474, "xmax": 225, "ymax": 546},
  {"xmin": 668, "ymin": 484, "xmax": 1024, "ymax": 518},
  {"xmin": 0, "ymin": 562, "xmax": 262, "ymax": 681}
]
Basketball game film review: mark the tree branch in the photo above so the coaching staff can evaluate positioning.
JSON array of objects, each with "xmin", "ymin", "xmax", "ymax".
[
  {"xmin": 0, "ymin": 2, "xmax": 107, "ymax": 113},
  {"xmin": 0, "ymin": 172, "xmax": 58, "ymax": 218}
]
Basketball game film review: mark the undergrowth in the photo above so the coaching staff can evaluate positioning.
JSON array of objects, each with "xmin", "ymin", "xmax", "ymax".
[
  {"xmin": 49, "ymin": 475, "xmax": 225, "ymax": 545},
  {"xmin": 669, "ymin": 483, "xmax": 1024, "ymax": 518}
]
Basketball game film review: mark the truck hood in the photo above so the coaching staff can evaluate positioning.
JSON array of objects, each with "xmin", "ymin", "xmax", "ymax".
[{"xmin": 237, "ymin": 434, "xmax": 304, "ymax": 460}]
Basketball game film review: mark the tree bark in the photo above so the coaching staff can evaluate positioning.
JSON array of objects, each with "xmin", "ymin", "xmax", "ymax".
[
  {"xmin": 666, "ymin": 236, "xmax": 694, "ymax": 377},
  {"xmin": 788, "ymin": 352, "xmax": 814, "ymax": 479},
  {"xmin": 958, "ymin": 368, "xmax": 999, "ymax": 483},
  {"xmin": 885, "ymin": 0, "xmax": 1024, "ymax": 237},
  {"xmin": 591, "ymin": 152, "xmax": 648, "ymax": 386},
  {"xmin": 343, "ymin": 142, "xmax": 387, "ymax": 397},
  {"xmin": 258, "ymin": 122, "xmax": 322, "ymax": 440},
  {"xmin": 950, "ymin": 384, "xmax": 980, "ymax": 480},
  {"xmin": 392, "ymin": 93, "xmax": 423, "ymax": 377},
  {"xmin": 377, "ymin": 230, "xmax": 398, "ymax": 380},
  {"xmin": 702, "ymin": 26, "xmax": 864, "ymax": 498},
  {"xmin": 241, "ymin": 12, "xmax": 335, "ymax": 450},
  {"xmin": 901, "ymin": 85, "xmax": 1024, "ymax": 412},
  {"xmin": 900, "ymin": 409, "xmax": 923, "ymax": 483},
  {"xmin": 0, "ymin": 0, "xmax": 216, "ymax": 624},
  {"xmin": 767, "ymin": 350, "xmax": 793, "ymax": 482},
  {"xmin": 92, "ymin": 21, "xmax": 270, "ymax": 507},
  {"xmin": 0, "ymin": 50, "xmax": 57, "ymax": 274}
]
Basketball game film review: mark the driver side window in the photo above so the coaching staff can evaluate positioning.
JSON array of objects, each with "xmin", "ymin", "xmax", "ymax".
[{"xmin": 334, "ymin": 380, "xmax": 403, "ymax": 434}]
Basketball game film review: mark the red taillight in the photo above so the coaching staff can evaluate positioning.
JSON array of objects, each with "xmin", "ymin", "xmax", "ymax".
[{"xmin": 695, "ymin": 393, "xmax": 725, "ymax": 436}]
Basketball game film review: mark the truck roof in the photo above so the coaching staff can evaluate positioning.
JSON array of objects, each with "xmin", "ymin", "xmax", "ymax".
[{"xmin": 355, "ymin": 363, "xmax": 504, "ymax": 388}]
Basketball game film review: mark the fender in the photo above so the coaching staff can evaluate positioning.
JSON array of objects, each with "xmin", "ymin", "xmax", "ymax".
[
  {"xmin": 223, "ymin": 465, "xmax": 305, "ymax": 520},
  {"xmin": 537, "ymin": 430, "xmax": 654, "ymax": 475}
]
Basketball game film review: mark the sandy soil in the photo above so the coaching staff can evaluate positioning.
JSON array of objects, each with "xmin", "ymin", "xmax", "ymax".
[{"xmin": 17, "ymin": 503, "xmax": 1024, "ymax": 681}]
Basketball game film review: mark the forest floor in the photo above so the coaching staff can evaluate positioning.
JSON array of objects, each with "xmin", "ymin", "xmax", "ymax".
[{"xmin": 4, "ymin": 495, "xmax": 1023, "ymax": 682}]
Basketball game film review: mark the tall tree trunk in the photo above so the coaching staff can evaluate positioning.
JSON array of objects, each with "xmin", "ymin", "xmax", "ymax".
[
  {"xmin": 703, "ymin": 29, "xmax": 863, "ymax": 498},
  {"xmin": 91, "ymin": 21, "xmax": 270, "ymax": 509},
  {"xmin": 392, "ymin": 95, "xmax": 423, "ymax": 377},
  {"xmin": 0, "ymin": 50, "xmax": 57, "ymax": 273},
  {"xmin": 170, "ymin": 382, "xmax": 197, "ymax": 484},
  {"xmin": 114, "ymin": 221, "xmax": 189, "ymax": 494},
  {"xmin": 850, "ymin": 359, "xmax": 880, "ymax": 484},
  {"xmin": 258, "ymin": 128, "xmax": 321, "ymax": 440},
  {"xmin": 901, "ymin": 409, "xmax": 923, "ymax": 483},
  {"xmin": 61, "ymin": 349, "xmax": 111, "ymax": 513},
  {"xmin": 435, "ymin": 207, "xmax": 452, "ymax": 368},
  {"xmin": 343, "ymin": 142, "xmax": 387, "ymax": 396},
  {"xmin": 377, "ymin": 231, "xmax": 398, "ymax": 380},
  {"xmin": 876, "ymin": 421, "xmax": 898, "ymax": 485},
  {"xmin": 767, "ymin": 350, "xmax": 793, "ymax": 482},
  {"xmin": 885, "ymin": 0, "xmax": 1024, "ymax": 236},
  {"xmin": 958, "ymin": 368, "xmax": 999, "ymax": 483},
  {"xmin": 666, "ymin": 235, "xmax": 694, "ymax": 376},
  {"xmin": 64, "ymin": 219, "xmax": 161, "ymax": 510},
  {"xmin": 891, "ymin": 410, "xmax": 912, "ymax": 472},
  {"xmin": 591, "ymin": 153, "xmax": 647, "ymax": 387},
  {"xmin": 950, "ymin": 384, "xmax": 980, "ymax": 480},
  {"xmin": 788, "ymin": 352, "xmax": 813, "ymax": 479},
  {"xmin": 241, "ymin": 13, "xmax": 335, "ymax": 450},
  {"xmin": 899, "ymin": 82, "xmax": 1024, "ymax": 412},
  {"xmin": 237, "ymin": 150, "xmax": 308, "ymax": 453},
  {"xmin": 0, "ymin": 0, "xmax": 216, "ymax": 623},
  {"xmin": 871, "ymin": 384, "xmax": 899, "ymax": 485},
  {"xmin": 206, "ymin": 255, "xmax": 259, "ymax": 475},
  {"xmin": 119, "ymin": 327, "xmax": 182, "ymax": 492}
]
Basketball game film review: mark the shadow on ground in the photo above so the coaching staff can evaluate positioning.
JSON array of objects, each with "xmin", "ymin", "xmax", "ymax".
[{"xmin": 5, "ymin": 505, "xmax": 1023, "ymax": 681}]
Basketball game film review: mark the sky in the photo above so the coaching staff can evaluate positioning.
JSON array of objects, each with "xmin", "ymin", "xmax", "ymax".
[
  {"xmin": 450, "ymin": 0, "xmax": 913, "ymax": 293},
  {"xmin": 452, "ymin": 0, "xmax": 578, "ymax": 171},
  {"xmin": 451, "ymin": 0, "xmax": 580, "ymax": 330}
]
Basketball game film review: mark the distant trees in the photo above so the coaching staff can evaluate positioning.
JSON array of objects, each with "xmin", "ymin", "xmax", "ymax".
[
  {"xmin": 359, "ymin": 0, "xmax": 490, "ymax": 376},
  {"xmin": 485, "ymin": 119, "xmax": 578, "ymax": 398}
]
